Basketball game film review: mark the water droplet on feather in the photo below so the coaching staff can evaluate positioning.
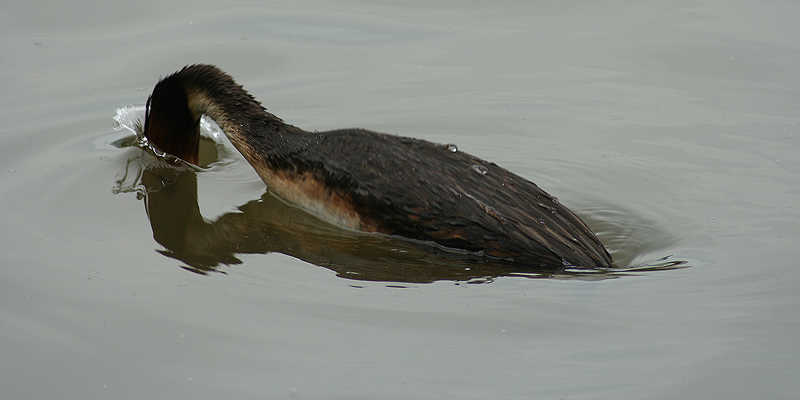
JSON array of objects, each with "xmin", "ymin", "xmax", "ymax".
[{"xmin": 471, "ymin": 164, "xmax": 488, "ymax": 175}]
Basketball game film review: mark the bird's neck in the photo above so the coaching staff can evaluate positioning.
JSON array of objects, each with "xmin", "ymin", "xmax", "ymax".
[
  {"xmin": 182, "ymin": 83, "xmax": 309, "ymax": 170},
  {"xmin": 145, "ymin": 64, "xmax": 307, "ymax": 167}
]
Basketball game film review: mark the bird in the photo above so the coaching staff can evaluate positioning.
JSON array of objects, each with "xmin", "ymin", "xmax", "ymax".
[{"xmin": 143, "ymin": 64, "xmax": 612, "ymax": 270}]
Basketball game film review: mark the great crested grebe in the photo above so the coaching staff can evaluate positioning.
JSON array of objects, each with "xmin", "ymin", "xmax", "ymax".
[{"xmin": 144, "ymin": 64, "xmax": 612, "ymax": 270}]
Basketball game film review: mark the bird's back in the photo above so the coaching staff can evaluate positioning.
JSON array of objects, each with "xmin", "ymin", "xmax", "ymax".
[{"xmin": 280, "ymin": 128, "xmax": 611, "ymax": 269}]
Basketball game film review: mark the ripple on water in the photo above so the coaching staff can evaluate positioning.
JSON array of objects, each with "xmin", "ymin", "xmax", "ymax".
[
  {"xmin": 576, "ymin": 203, "xmax": 692, "ymax": 272},
  {"xmin": 113, "ymin": 104, "xmax": 228, "ymax": 168}
]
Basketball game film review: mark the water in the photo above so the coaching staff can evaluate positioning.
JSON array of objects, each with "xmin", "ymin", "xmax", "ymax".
[
  {"xmin": 2, "ymin": 1, "xmax": 800, "ymax": 399},
  {"xmin": 470, "ymin": 164, "xmax": 489, "ymax": 176}
]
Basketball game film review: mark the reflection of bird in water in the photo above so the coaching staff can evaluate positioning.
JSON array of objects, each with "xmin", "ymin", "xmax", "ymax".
[
  {"xmin": 139, "ymin": 165, "xmax": 550, "ymax": 282},
  {"xmin": 143, "ymin": 64, "xmax": 612, "ymax": 271}
]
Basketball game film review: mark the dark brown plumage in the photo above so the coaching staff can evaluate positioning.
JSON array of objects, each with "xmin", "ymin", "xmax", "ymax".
[{"xmin": 145, "ymin": 64, "xmax": 612, "ymax": 270}]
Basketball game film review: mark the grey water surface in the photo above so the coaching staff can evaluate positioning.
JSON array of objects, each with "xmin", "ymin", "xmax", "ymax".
[{"xmin": 2, "ymin": 1, "xmax": 799, "ymax": 399}]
